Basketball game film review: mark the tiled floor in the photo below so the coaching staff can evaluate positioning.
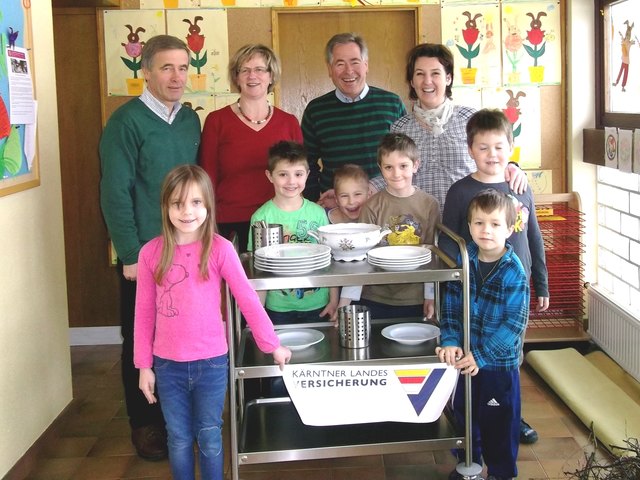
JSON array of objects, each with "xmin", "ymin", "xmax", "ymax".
[{"xmin": 16, "ymin": 344, "xmax": 610, "ymax": 480}]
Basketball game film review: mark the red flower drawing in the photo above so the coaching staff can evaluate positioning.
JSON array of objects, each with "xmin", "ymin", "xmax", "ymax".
[
  {"xmin": 524, "ymin": 11, "xmax": 547, "ymax": 67},
  {"xmin": 456, "ymin": 11, "xmax": 482, "ymax": 69},
  {"xmin": 183, "ymin": 16, "xmax": 207, "ymax": 74}
]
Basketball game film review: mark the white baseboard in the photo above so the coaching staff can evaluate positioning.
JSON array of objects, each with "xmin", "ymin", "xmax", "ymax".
[{"xmin": 69, "ymin": 327, "xmax": 122, "ymax": 346}]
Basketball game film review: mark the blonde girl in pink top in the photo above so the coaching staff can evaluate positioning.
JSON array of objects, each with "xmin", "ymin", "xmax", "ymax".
[{"xmin": 134, "ymin": 165, "xmax": 290, "ymax": 480}]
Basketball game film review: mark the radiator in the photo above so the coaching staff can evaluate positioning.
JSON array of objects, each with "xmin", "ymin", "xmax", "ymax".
[{"xmin": 587, "ymin": 284, "xmax": 640, "ymax": 383}]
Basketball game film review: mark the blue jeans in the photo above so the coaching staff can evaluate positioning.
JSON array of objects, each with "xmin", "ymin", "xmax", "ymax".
[{"xmin": 154, "ymin": 355, "xmax": 228, "ymax": 480}]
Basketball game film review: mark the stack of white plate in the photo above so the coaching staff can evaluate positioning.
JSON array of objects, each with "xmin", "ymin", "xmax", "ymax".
[
  {"xmin": 367, "ymin": 245, "xmax": 432, "ymax": 271},
  {"xmin": 254, "ymin": 244, "xmax": 332, "ymax": 275}
]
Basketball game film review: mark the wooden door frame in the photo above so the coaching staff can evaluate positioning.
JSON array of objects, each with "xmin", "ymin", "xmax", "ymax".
[{"xmin": 271, "ymin": 6, "xmax": 421, "ymax": 108}]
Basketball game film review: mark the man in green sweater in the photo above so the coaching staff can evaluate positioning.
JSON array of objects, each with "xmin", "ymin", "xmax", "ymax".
[
  {"xmin": 99, "ymin": 35, "xmax": 200, "ymax": 461},
  {"xmin": 301, "ymin": 33, "xmax": 407, "ymax": 203}
]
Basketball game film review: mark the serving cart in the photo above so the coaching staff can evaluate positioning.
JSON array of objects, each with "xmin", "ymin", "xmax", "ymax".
[{"xmin": 225, "ymin": 225, "xmax": 477, "ymax": 480}]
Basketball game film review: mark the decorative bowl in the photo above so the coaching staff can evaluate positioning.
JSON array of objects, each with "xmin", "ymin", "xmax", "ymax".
[{"xmin": 308, "ymin": 223, "xmax": 390, "ymax": 261}]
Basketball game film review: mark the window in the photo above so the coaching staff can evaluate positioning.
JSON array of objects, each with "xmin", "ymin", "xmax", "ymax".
[{"xmin": 595, "ymin": 0, "xmax": 640, "ymax": 129}]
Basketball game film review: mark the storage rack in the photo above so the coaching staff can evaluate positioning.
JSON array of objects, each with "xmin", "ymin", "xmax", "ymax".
[
  {"xmin": 527, "ymin": 192, "xmax": 589, "ymax": 342},
  {"xmin": 225, "ymin": 226, "xmax": 474, "ymax": 480}
]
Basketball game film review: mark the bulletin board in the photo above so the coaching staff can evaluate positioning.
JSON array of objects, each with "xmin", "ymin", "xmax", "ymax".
[{"xmin": 0, "ymin": 1, "xmax": 39, "ymax": 197}]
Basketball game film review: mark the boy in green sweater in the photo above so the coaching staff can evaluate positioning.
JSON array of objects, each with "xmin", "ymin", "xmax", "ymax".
[{"xmin": 248, "ymin": 141, "xmax": 339, "ymax": 324}]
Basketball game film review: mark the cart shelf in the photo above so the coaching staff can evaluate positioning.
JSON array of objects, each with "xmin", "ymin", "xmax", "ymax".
[{"xmin": 225, "ymin": 226, "xmax": 471, "ymax": 479}]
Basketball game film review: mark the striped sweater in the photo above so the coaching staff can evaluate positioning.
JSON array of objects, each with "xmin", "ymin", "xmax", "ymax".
[{"xmin": 301, "ymin": 87, "xmax": 407, "ymax": 195}]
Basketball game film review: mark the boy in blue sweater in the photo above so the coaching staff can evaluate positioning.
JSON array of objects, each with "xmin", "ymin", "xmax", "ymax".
[
  {"xmin": 440, "ymin": 108, "xmax": 548, "ymax": 444},
  {"xmin": 437, "ymin": 190, "xmax": 529, "ymax": 480}
]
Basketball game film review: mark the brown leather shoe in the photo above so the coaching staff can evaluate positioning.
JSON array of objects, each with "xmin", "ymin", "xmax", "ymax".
[{"xmin": 131, "ymin": 424, "xmax": 168, "ymax": 461}]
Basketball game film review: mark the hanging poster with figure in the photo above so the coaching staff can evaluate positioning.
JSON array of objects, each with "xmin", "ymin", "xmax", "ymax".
[
  {"xmin": 103, "ymin": 10, "xmax": 166, "ymax": 96},
  {"xmin": 501, "ymin": 1, "xmax": 561, "ymax": 85},
  {"xmin": 442, "ymin": 3, "xmax": 501, "ymax": 88},
  {"xmin": 166, "ymin": 9, "xmax": 229, "ymax": 94},
  {"xmin": 606, "ymin": 0, "xmax": 639, "ymax": 114},
  {"xmin": 0, "ymin": 0, "xmax": 38, "ymax": 197},
  {"xmin": 482, "ymin": 86, "xmax": 541, "ymax": 169},
  {"xmin": 181, "ymin": 94, "xmax": 215, "ymax": 129}
]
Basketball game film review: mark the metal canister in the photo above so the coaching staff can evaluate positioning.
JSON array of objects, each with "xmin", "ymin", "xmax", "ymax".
[
  {"xmin": 338, "ymin": 305, "xmax": 371, "ymax": 349},
  {"xmin": 252, "ymin": 223, "xmax": 283, "ymax": 249}
]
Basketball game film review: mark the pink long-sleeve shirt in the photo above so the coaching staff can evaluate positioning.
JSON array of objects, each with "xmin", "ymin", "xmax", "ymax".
[{"xmin": 134, "ymin": 234, "xmax": 280, "ymax": 368}]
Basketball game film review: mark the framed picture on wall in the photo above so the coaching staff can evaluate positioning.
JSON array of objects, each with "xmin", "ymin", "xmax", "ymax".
[
  {"xmin": 595, "ymin": 0, "xmax": 640, "ymax": 129},
  {"xmin": 0, "ymin": 1, "xmax": 39, "ymax": 197}
]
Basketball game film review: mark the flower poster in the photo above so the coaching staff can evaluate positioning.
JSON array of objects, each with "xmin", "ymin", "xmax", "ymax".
[
  {"xmin": 528, "ymin": 170, "xmax": 552, "ymax": 194},
  {"xmin": 181, "ymin": 94, "xmax": 216, "ymax": 129},
  {"xmin": 482, "ymin": 86, "xmax": 541, "ymax": 169},
  {"xmin": 441, "ymin": 3, "xmax": 502, "ymax": 88},
  {"xmin": 103, "ymin": 10, "xmax": 166, "ymax": 96},
  {"xmin": 451, "ymin": 86, "xmax": 483, "ymax": 111},
  {"xmin": 501, "ymin": 1, "xmax": 562, "ymax": 85},
  {"xmin": 214, "ymin": 93, "xmax": 240, "ymax": 111},
  {"xmin": 166, "ymin": 9, "xmax": 229, "ymax": 94}
]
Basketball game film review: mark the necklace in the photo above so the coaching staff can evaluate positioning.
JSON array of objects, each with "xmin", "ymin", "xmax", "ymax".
[
  {"xmin": 237, "ymin": 100, "xmax": 272, "ymax": 125},
  {"xmin": 478, "ymin": 259, "xmax": 500, "ymax": 284}
]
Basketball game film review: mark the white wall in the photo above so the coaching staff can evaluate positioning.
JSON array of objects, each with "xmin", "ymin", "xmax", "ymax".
[
  {"xmin": 567, "ymin": 0, "xmax": 598, "ymax": 283},
  {"xmin": 595, "ymin": 167, "xmax": 640, "ymax": 312},
  {"xmin": 0, "ymin": 3, "xmax": 71, "ymax": 476}
]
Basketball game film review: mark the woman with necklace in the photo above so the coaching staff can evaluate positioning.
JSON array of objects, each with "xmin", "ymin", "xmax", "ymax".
[
  {"xmin": 199, "ymin": 44, "xmax": 302, "ymax": 251},
  {"xmin": 370, "ymin": 43, "xmax": 527, "ymax": 211}
]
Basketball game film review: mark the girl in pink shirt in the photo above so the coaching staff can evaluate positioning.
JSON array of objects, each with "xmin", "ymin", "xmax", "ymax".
[{"xmin": 134, "ymin": 165, "xmax": 290, "ymax": 480}]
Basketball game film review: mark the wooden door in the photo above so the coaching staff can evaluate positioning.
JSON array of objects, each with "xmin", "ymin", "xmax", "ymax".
[
  {"xmin": 53, "ymin": 8, "xmax": 120, "ymax": 327},
  {"xmin": 273, "ymin": 8, "xmax": 419, "ymax": 120}
]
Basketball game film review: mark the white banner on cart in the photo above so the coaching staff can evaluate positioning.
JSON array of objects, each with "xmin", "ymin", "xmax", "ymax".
[{"xmin": 282, "ymin": 363, "xmax": 458, "ymax": 426}]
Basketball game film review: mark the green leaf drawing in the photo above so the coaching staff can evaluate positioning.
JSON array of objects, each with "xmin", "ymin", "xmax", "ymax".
[
  {"xmin": 456, "ymin": 44, "xmax": 471, "ymax": 59},
  {"xmin": 538, "ymin": 43, "xmax": 546, "ymax": 57},
  {"xmin": 524, "ymin": 43, "xmax": 545, "ymax": 59},
  {"xmin": 3, "ymin": 126, "xmax": 23, "ymax": 175},
  {"xmin": 513, "ymin": 123, "xmax": 522, "ymax": 138},
  {"xmin": 121, "ymin": 57, "xmax": 141, "ymax": 71},
  {"xmin": 190, "ymin": 52, "xmax": 208, "ymax": 73}
]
